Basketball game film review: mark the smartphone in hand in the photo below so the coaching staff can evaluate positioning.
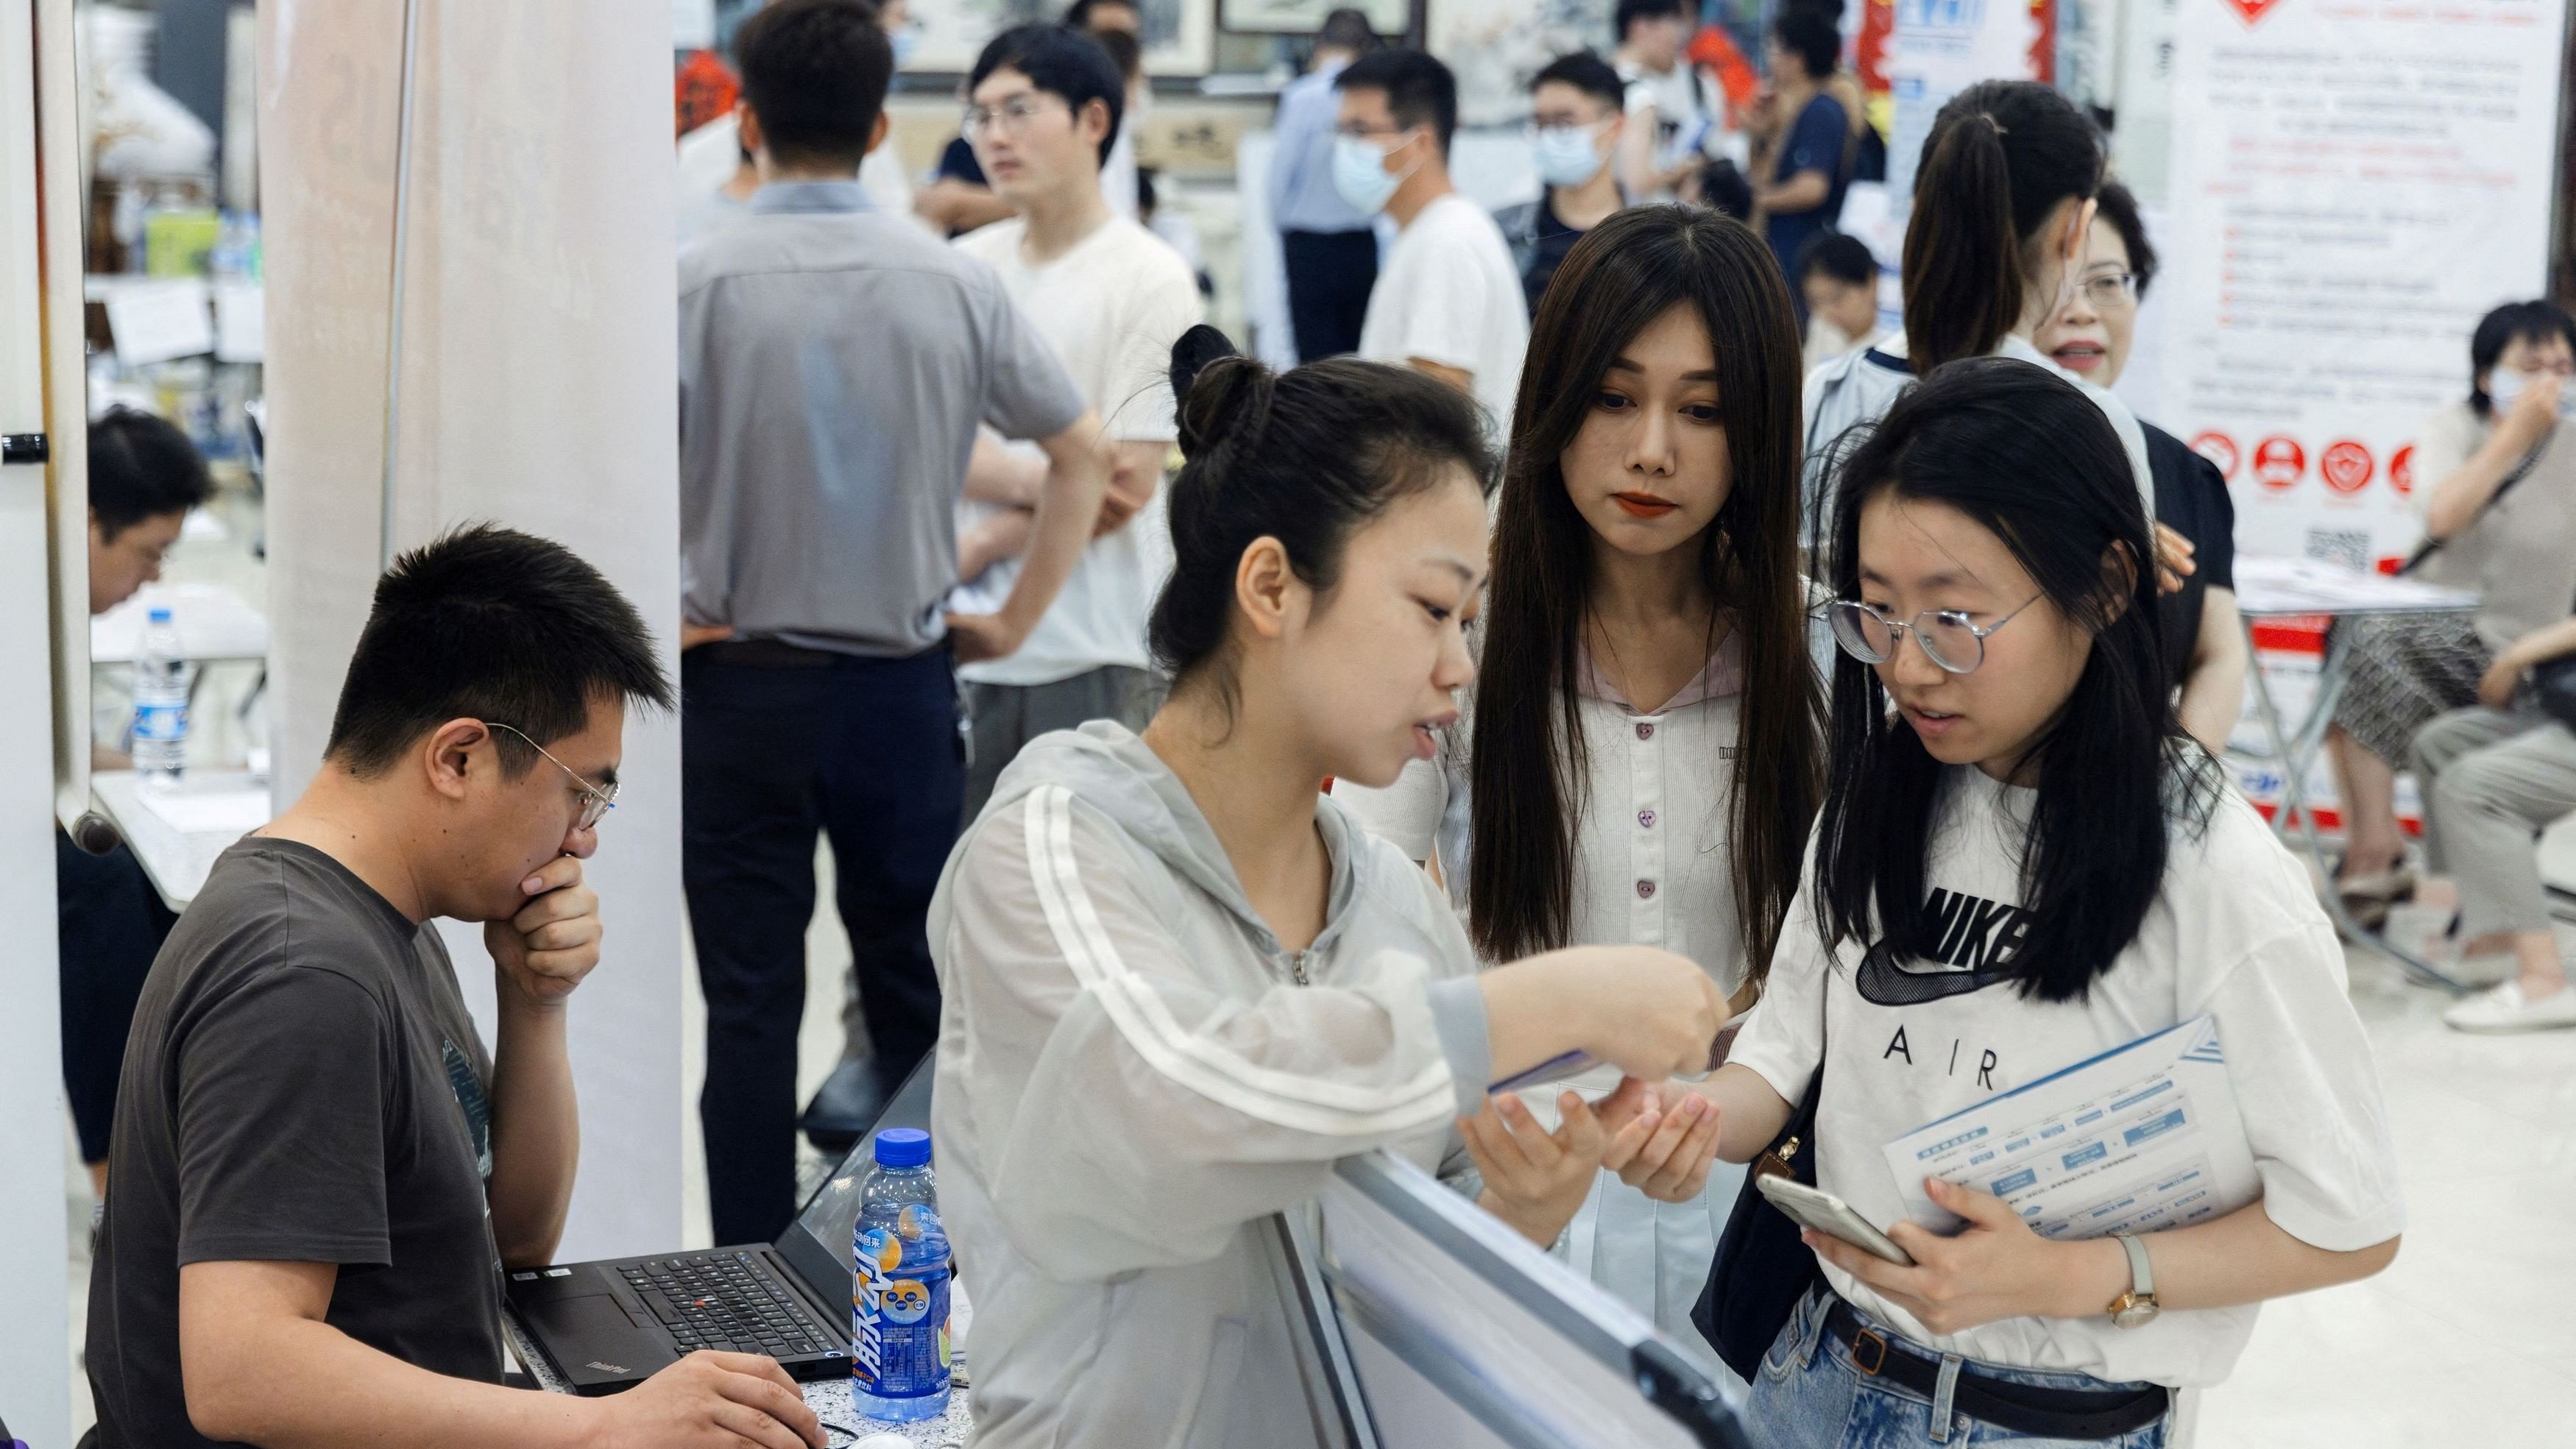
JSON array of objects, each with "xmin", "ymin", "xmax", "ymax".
[{"xmin": 1755, "ymin": 1174, "xmax": 1914, "ymax": 1265}]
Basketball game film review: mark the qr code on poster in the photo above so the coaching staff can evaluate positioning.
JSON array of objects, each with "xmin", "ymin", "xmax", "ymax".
[{"xmin": 2303, "ymin": 528, "xmax": 2372, "ymax": 570}]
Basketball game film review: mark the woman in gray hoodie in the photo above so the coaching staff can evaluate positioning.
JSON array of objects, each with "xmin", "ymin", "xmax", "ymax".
[{"xmin": 929, "ymin": 327, "xmax": 1735, "ymax": 1448}]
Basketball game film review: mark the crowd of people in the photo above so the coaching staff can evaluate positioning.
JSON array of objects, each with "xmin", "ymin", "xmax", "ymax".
[{"xmin": 58, "ymin": 0, "xmax": 2576, "ymax": 1447}]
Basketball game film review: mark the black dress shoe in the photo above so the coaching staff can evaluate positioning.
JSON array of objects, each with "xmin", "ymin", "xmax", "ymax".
[{"xmin": 799, "ymin": 1058, "xmax": 888, "ymax": 1156}]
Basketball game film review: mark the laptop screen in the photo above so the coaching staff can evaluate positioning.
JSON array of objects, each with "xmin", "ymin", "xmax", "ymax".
[{"xmin": 772, "ymin": 1056, "xmax": 935, "ymax": 1329}]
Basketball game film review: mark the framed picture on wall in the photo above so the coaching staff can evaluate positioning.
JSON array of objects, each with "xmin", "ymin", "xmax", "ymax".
[
  {"xmin": 900, "ymin": 0, "xmax": 1216, "ymax": 77},
  {"xmin": 1219, "ymin": 0, "xmax": 1408, "ymax": 34},
  {"xmin": 1427, "ymin": 0, "xmax": 1613, "ymax": 127}
]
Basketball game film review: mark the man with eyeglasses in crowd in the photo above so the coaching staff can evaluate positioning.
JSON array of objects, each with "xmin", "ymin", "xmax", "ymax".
[
  {"xmin": 678, "ymin": 0, "xmax": 1108, "ymax": 1249},
  {"xmin": 87, "ymin": 525, "xmax": 835, "ymax": 1448}
]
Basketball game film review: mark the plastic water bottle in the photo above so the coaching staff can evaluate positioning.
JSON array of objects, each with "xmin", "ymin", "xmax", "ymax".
[
  {"xmin": 852, "ymin": 1127, "xmax": 952, "ymax": 1423},
  {"xmin": 132, "ymin": 606, "xmax": 194, "ymax": 790}
]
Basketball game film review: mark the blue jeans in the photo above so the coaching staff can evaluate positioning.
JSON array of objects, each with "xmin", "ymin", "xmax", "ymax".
[{"xmin": 1747, "ymin": 1289, "xmax": 2171, "ymax": 1449}]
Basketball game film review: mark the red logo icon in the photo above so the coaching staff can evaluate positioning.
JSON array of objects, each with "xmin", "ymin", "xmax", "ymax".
[
  {"xmin": 2253, "ymin": 436, "xmax": 2304, "ymax": 491},
  {"xmin": 2222, "ymin": 0, "xmax": 2285, "ymax": 25},
  {"xmin": 2191, "ymin": 431, "xmax": 2240, "ymax": 481},
  {"xmin": 2321, "ymin": 440, "xmax": 2374, "ymax": 495},
  {"xmin": 2389, "ymin": 444, "xmax": 2416, "ymax": 496}
]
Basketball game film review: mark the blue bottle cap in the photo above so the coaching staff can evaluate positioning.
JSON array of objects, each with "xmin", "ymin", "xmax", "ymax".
[
  {"xmin": 872, "ymin": 1127, "xmax": 932, "ymax": 1168},
  {"xmin": 148, "ymin": 607, "xmax": 173, "ymax": 623}
]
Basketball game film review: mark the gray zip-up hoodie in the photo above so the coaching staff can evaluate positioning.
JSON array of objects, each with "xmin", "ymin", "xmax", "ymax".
[{"xmin": 928, "ymin": 722, "xmax": 1491, "ymax": 1448}]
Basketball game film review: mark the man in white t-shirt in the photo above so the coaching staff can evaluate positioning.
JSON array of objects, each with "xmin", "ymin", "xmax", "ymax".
[
  {"xmin": 950, "ymin": 22, "xmax": 1203, "ymax": 821},
  {"xmin": 1334, "ymin": 48, "xmax": 1530, "ymax": 440}
]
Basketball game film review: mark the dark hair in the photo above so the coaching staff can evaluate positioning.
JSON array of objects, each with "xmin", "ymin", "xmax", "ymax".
[
  {"xmin": 971, "ymin": 24, "xmax": 1125, "ymax": 167},
  {"xmin": 2468, "ymin": 300, "xmax": 2576, "ymax": 417},
  {"xmin": 1616, "ymin": 0, "xmax": 1688, "ymax": 41},
  {"xmin": 1797, "ymin": 230, "xmax": 1876, "ymax": 288},
  {"xmin": 735, "ymin": 0, "xmax": 892, "ymax": 170},
  {"xmin": 1062, "ymin": 0, "xmax": 1139, "ymax": 26},
  {"xmin": 325, "ymin": 524, "xmax": 673, "ymax": 777},
  {"xmin": 1337, "ymin": 48, "xmax": 1459, "ymax": 156},
  {"xmin": 1317, "ymin": 7, "xmax": 1379, "ymax": 55},
  {"xmin": 1531, "ymin": 50, "xmax": 1627, "ymax": 110},
  {"xmin": 1699, "ymin": 157, "xmax": 1755, "ymax": 221},
  {"xmin": 2090, "ymin": 180, "xmax": 2157, "ymax": 299},
  {"xmin": 1152, "ymin": 325, "xmax": 1498, "ymax": 710},
  {"xmin": 88, "ymin": 407, "xmax": 213, "ymax": 540},
  {"xmin": 1094, "ymin": 24, "xmax": 1142, "ymax": 84},
  {"xmin": 1901, "ymin": 79, "xmax": 2102, "ymax": 371},
  {"xmin": 1770, "ymin": 7, "xmax": 1841, "ymax": 80},
  {"xmin": 1814, "ymin": 358, "xmax": 2217, "ymax": 1003},
  {"xmin": 1472, "ymin": 208, "xmax": 1823, "ymax": 977}
]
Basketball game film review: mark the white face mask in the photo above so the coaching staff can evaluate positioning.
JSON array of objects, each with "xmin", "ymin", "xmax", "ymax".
[
  {"xmin": 1332, "ymin": 132, "xmax": 1412, "ymax": 216},
  {"xmin": 2487, "ymin": 367, "xmax": 2576, "ymax": 415},
  {"xmin": 1532, "ymin": 123, "xmax": 1610, "ymax": 188}
]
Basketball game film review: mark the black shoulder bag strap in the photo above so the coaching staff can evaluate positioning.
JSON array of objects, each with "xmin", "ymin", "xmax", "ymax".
[
  {"xmin": 2398, "ymin": 428, "xmax": 2552, "ymax": 575},
  {"xmin": 1693, "ymin": 1010, "xmax": 1827, "ymax": 1382}
]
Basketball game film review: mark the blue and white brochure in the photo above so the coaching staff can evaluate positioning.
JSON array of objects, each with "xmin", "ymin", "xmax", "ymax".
[{"xmin": 1880, "ymin": 1014, "xmax": 2260, "ymax": 1240}]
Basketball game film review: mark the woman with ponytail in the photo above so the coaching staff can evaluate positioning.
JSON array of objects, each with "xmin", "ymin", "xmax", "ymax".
[
  {"xmin": 1799, "ymin": 81, "xmax": 2168, "ymax": 571},
  {"xmin": 1334, "ymin": 205, "xmax": 1822, "ymax": 1372},
  {"xmin": 929, "ymin": 326, "xmax": 1734, "ymax": 1448}
]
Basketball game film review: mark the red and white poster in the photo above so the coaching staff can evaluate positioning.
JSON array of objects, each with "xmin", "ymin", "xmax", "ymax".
[{"xmin": 2161, "ymin": 0, "xmax": 2568, "ymax": 567}]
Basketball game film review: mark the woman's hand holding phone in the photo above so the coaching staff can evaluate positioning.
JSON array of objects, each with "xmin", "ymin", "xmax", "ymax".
[{"xmin": 1800, "ymin": 1176, "xmax": 2126, "ymax": 1336}]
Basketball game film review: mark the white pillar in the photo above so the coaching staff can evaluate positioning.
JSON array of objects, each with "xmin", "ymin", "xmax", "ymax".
[{"xmin": 261, "ymin": 0, "xmax": 682, "ymax": 1261}]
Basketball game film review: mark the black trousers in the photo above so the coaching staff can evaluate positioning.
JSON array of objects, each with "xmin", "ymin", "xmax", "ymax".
[
  {"xmin": 1281, "ymin": 227, "xmax": 1379, "ymax": 362},
  {"xmin": 682, "ymin": 645, "xmax": 962, "ymax": 1247},
  {"xmin": 59, "ymin": 831, "xmax": 177, "ymax": 1165}
]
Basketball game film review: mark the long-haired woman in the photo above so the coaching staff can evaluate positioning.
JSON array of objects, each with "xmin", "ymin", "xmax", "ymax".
[
  {"xmin": 1335, "ymin": 205, "xmax": 1823, "ymax": 1364},
  {"xmin": 1686, "ymin": 360, "xmax": 2402, "ymax": 1448}
]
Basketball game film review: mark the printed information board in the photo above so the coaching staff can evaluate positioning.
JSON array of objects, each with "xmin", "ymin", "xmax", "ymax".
[{"xmin": 2161, "ymin": 0, "xmax": 2569, "ymax": 565}]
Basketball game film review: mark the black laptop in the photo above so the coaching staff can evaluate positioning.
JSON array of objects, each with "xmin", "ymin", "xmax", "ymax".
[{"xmin": 506, "ymin": 1058, "xmax": 933, "ymax": 1394}]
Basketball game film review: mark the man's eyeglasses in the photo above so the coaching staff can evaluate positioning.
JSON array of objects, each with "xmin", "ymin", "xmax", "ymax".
[
  {"xmin": 962, "ymin": 94, "xmax": 1067, "ymax": 141},
  {"xmin": 1827, "ymin": 596, "xmax": 2043, "ymax": 676},
  {"xmin": 485, "ymin": 722, "xmax": 618, "ymax": 831}
]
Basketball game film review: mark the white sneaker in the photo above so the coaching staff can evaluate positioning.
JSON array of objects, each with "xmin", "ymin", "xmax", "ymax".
[{"xmin": 2443, "ymin": 979, "xmax": 2576, "ymax": 1033}]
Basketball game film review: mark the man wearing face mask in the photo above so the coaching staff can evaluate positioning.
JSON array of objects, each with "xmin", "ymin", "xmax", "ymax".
[
  {"xmin": 1336, "ymin": 47, "xmax": 1529, "ymax": 439},
  {"xmin": 1266, "ymin": 8, "xmax": 1381, "ymax": 361},
  {"xmin": 1498, "ymin": 51, "xmax": 1628, "ymax": 316}
]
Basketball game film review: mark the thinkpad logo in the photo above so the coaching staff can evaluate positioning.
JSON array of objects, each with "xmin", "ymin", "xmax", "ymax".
[{"xmin": 585, "ymin": 1360, "xmax": 632, "ymax": 1376}]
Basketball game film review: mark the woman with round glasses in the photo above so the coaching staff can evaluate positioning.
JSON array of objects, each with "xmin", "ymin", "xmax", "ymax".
[
  {"xmin": 2031, "ymin": 180, "xmax": 2246, "ymax": 757},
  {"xmin": 1679, "ymin": 358, "xmax": 2402, "ymax": 1449}
]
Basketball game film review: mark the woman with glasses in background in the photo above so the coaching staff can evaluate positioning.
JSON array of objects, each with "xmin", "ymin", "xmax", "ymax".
[{"xmin": 2031, "ymin": 180, "xmax": 2246, "ymax": 757}]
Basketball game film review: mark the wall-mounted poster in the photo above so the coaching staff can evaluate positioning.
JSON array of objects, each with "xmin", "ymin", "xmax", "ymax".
[
  {"xmin": 1222, "ymin": 0, "xmax": 1408, "ymax": 33},
  {"xmin": 1428, "ymin": 0, "xmax": 1614, "ymax": 127},
  {"xmin": 904, "ymin": 0, "xmax": 1216, "ymax": 77}
]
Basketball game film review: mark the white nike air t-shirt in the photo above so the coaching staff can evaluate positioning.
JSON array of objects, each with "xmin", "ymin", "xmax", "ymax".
[
  {"xmin": 1730, "ymin": 766, "xmax": 2404, "ymax": 1389},
  {"xmin": 1357, "ymin": 193, "xmax": 1529, "ymax": 442}
]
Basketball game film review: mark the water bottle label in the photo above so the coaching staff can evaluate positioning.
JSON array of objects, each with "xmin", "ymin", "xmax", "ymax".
[
  {"xmin": 134, "ymin": 701, "xmax": 188, "ymax": 743},
  {"xmin": 853, "ymin": 1210, "xmax": 952, "ymax": 1400}
]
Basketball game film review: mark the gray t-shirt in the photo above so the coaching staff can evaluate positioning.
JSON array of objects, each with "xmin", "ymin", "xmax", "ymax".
[
  {"xmin": 88, "ymin": 837, "xmax": 501, "ymax": 1449},
  {"xmin": 679, "ymin": 180, "xmax": 1088, "ymax": 656}
]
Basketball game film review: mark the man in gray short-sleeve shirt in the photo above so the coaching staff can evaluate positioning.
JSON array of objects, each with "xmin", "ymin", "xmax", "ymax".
[
  {"xmin": 87, "ymin": 526, "xmax": 828, "ymax": 1449},
  {"xmin": 675, "ymin": 0, "xmax": 1108, "ymax": 1247}
]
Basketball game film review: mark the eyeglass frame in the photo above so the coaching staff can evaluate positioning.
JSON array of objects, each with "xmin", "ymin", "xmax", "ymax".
[
  {"xmin": 961, "ymin": 92, "xmax": 1072, "ymax": 141},
  {"xmin": 484, "ymin": 721, "xmax": 618, "ymax": 831},
  {"xmin": 1826, "ymin": 595, "xmax": 2045, "ymax": 676},
  {"xmin": 2077, "ymin": 270, "xmax": 2138, "ymax": 308}
]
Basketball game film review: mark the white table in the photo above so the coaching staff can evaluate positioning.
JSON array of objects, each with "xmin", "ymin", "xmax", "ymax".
[
  {"xmin": 2232, "ymin": 556, "xmax": 2481, "ymax": 992},
  {"xmin": 89, "ymin": 770, "xmax": 270, "ymax": 912},
  {"xmin": 91, "ymin": 581, "xmax": 270, "ymax": 665}
]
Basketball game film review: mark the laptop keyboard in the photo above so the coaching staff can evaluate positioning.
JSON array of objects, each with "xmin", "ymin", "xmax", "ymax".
[{"xmin": 621, "ymin": 1251, "xmax": 838, "ymax": 1358}]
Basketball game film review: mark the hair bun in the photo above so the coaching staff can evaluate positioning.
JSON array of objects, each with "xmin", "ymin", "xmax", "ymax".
[{"xmin": 1170, "ymin": 324, "xmax": 1274, "ymax": 464}]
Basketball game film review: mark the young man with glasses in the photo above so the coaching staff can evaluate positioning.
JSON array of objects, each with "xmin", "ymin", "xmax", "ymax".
[
  {"xmin": 1335, "ymin": 47, "xmax": 1529, "ymax": 439},
  {"xmin": 86, "ymin": 527, "xmax": 831, "ymax": 1449},
  {"xmin": 1497, "ymin": 50, "xmax": 1629, "ymax": 316},
  {"xmin": 679, "ymin": 0, "xmax": 1108, "ymax": 1247},
  {"xmin": 949, "ymin": 24, "xmax": 1203, "ymax": 823}
]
